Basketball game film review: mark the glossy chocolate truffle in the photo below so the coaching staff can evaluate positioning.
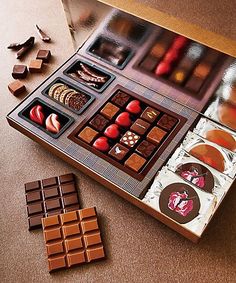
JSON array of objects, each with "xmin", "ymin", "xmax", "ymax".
[{"xmin": 218, "ymin": 101, "xmax": 236, "ymax": 131}]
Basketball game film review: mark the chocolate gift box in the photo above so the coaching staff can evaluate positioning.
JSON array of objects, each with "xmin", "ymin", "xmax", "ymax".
[{"xmin": 7, "ymin": 6, "xmax": 236, "ymax": 242}]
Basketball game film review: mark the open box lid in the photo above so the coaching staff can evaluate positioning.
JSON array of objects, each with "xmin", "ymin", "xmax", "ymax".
[{"xmin": 98, "ymin": 0, "xmax": 236, "ymax": 58}]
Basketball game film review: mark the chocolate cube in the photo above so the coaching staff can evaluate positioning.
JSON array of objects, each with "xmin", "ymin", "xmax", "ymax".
[{"xmin": 12, "ymin": 64, "xmax": 28, "ymax": 79}]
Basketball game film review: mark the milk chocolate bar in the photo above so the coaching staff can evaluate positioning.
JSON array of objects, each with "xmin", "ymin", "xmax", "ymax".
[
  {"xmin": 25, "ymin": 173, "xmax": 80, "ymax": 230},
  {"xmin": 142, "ymin": 167, "xmax": 216, "ymax": 237},
  {"xmin": 42, "ymin": 207, "xmax": 105, "ymax": 272}
]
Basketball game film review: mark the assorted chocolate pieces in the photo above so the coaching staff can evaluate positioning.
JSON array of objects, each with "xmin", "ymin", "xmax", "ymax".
[
  {"xmin": 88, "ymin": 36, "xmax": 132, "ymax": 68},
  {"xmin": 66, "ymin": 60, "xmax": 114, "ymax": 91},
  {"xmin": 42, "ymin": 207, "xmax": 105, "ymax": 272},
  {"xmin": 20, "ymin": 98, "xmax": 73, "ymax": 137},
  {"xmin": 139, "ymin": 29, "xmax": 221, "ymax": 93},
  {"xmin": 143, "ymin": 114, "xmax": 236, "ymax": 237},
  {"xmin": 45, "ymin": 80, "xmax": 95, "ymax": 114},
  {"xmin": 25, "ymin": 173, "xmax": 80, "ymax": 230},
  {"xmin": 70, "ymin": 89, "xmax": 181, "ymax": 177}
]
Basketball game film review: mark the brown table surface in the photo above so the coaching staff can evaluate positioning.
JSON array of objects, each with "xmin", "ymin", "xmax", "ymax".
[{"xmin": 1, "ymin": 1, "xmax": 236, "ymax": 282}]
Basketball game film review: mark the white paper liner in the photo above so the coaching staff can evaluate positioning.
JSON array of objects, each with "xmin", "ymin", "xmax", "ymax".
[{"xmin": 142, "ymin": 167, "xmax": 216, "ymax": 237}]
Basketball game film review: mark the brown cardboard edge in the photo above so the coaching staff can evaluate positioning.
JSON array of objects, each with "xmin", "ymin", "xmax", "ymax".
[
  {"xmin": 98, "ymin": 0, "xmax": 236, "ymax": 58},
  {"xmin": 7, "ymin": 116, "xmax": 200, "ymax": 243}
]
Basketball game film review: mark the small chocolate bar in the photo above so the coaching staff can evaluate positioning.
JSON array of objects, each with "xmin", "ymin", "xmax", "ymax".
[
  {"xmin": 45, "ymin": 80, "xmax": 95, "ymax": 114},
  {"xmin": 12, "ymin": 65, "xmax": 28, "ymax": 79},
  {"xmin": 42, "ymin": 207, "xmax": 105, "ymax": 272},
  {"xmin": 69, "ymin": 88, "xmax": 184, "ymax": 179},
  {"xmin": 25, "ymin": 173, "xmax": 80, "ymax": 230},
  {"xmin": 8, "ymin": 80, "xmax": 26, "ymax": 96},
  {"xmin": 36, "ymin": 49, "xmax": 51, "ymax": 63}
]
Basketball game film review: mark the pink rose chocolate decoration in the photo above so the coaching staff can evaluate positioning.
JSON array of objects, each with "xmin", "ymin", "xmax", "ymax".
[
  {"xmin": 45, "ymin": 113, "xmax": 61, "ymax": 134},
  {"xmin": 180, "ymin": 170, "xmax": 205, "ymax": 188},
  {"xmin": 159, "ymin": 183, "xmax": 200, "ymax": 224},
  {"xmin": 167, "ymin": 191, "xmax": 193, "ymax": 217},
  {"xmin": 29, "ymin": 105, "xmax": 45, "ymax": 125}
]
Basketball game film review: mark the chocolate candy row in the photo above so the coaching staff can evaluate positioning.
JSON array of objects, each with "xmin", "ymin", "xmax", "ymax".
[
  {"xmin": 72, "ymin": 89, "xmax": 179, "ymax": 176},
  {"xmin": 46, "ymin": 80, "xmax": 95, "ymax": 114},
  {"xmin": 66, "ymin": 60, "xmax": 114, "ymax": 92},
  {"xmin": 140, "ymin": 30, "xmax": 220, "ymax": 93}
]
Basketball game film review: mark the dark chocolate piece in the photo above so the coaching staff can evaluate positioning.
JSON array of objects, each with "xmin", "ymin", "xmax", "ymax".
[
  {"xmin": 120, "ymin": 131, "xmax": 140, "ymax": 148},
  {"xmin": 185, "ymin": 76, "xmax": 204, "ymax": 93},
  {"xmin": 175, "ymin": 162, "xmax": 215, "ymax": 193},
  {"xmin": 147, "ymin": 127, "xmax": 167, "ymax": 145},
  {"xmin": 89, "ymin": 37, "xmax": 131, "ymax": 67},
  {"xmin": 89, "ymin": 114, "xmax": 109, "ymax": 131},
  {"xmin": 100, "ymin": 102, "xmax": 120, "ymax": 120},
  {"xmin": 8, "ymin": 80, "xmax": 26, "ymax": 96},
  {"xmin": 35, "ymin": 24, "xmax": 51, "ymax": 42},
  {"xmin": 124, "ymin": 153, "xmax": 146, "ymax": 172},
  {"xmin": 136, "ymin": 140, "xmax": 156, "ymax": 158},
  {"xmin": 111, "ymin": 90, "xmax": 130, "ymax": 107},
  {"xmin": 78, "ymin": 126, "xmax": 99, "ymax": 144},
  {"xmin": 12, "ymin": 65, "xmax": 28, "ymax": 79},
  {"xmin": 36, "ymin": 50, "xmax": 51, "ymax": 63},
  {"xmin": 29, "ymin": 59, "xmax": 43, "ymax": 73},
  {"xmin": 25, "ymin": 173, "xmax": 80, "ymax": 230},
  {"xmin": 141, "ymin": 107, "xmax": 160, "ymax": 123},
  {"xmin": 16, "ymin": 36, "xmax": 35, "ymax": 59},
  {"xmin": 65, "ymin": 92, "xmax": 89, "ymax": 111},
  {"xmin": 157, "ymin": 114, "xmax": 178, "ymax": 131},
  {"xmin": 159, "ymin": 183, "xmax": 200, "ymax": 224},
  {"xmin": 42, "ymin": 207, "xmax": 105, "ymax": 272},
  {"xmin": 130, "ymin": 118, "xmax": 150, "ymax": 135},
  {"xmin": 140, "ymin": 55, "xmax": 159, "ymax": 72},
  {"xmin": 108, "ymin": 143, "xmax": 129, "ymax": 161}
]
